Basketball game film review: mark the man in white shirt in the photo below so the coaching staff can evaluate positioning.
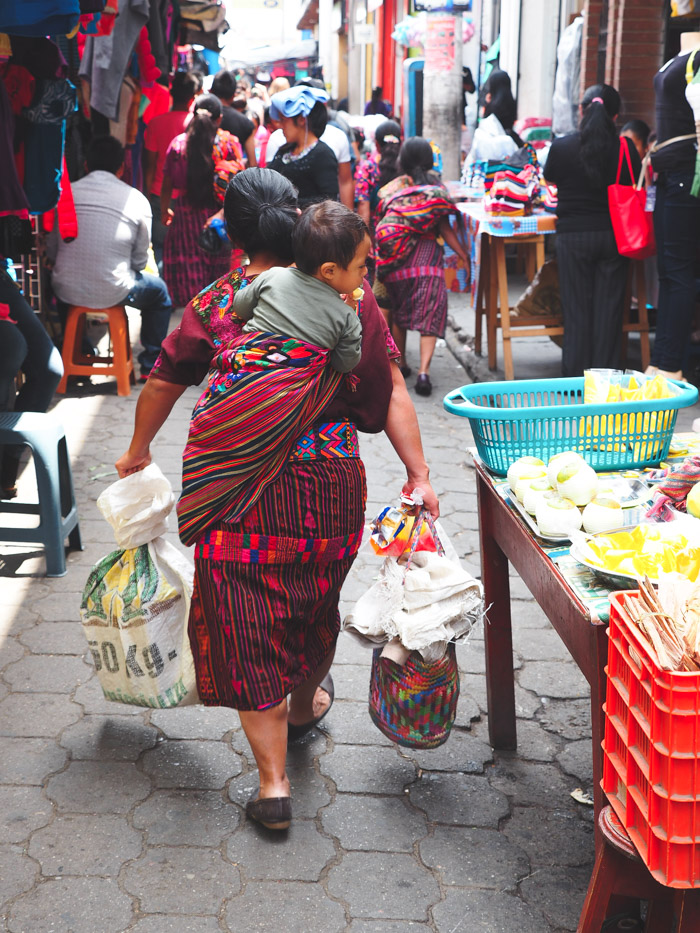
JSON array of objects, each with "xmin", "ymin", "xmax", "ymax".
[
  {"xmin": 266, "ymin": 91, "xmax": 355, "ymax": 209},
  {"xmin": 47, "ymin": 136, "xmax": 173, "ymax": 380}
]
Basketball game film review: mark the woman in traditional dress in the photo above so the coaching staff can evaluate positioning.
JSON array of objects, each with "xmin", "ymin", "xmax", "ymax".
[
  {"xmin": 354, "ymin": 119, "xmax": 401, "ymax": 291},
  {"xmin": 160, "ymin": 93, "xmax": 244, "ymax": 306},
  {"xmin": 115, "ymin": 168, "xmax": 438, "ymax": 831},
  {"xmin": 375, "ymin": 137, "xmax": 468, "ymax": 397}
]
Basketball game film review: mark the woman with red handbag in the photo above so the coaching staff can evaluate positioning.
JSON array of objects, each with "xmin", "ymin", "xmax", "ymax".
[{"xmin": 544, "ymin": 84, "xmax": 640, "ymax": 376}]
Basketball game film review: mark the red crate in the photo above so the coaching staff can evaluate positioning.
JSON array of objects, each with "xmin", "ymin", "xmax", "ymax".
[{"xmin": 602, "ymin": 592, "xmax": 700, "ymax": 887}]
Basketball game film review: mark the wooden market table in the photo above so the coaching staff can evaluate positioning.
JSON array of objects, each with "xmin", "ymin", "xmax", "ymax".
[
  {"xmin": 458, "ymin": 203, "xmax": 559, "ymax": 381},
  {"xmin": 474, "ymin": 457, "xmax": 609, "ymax": 830},
  {"xmin": 457, "ymin": 203, "xmax": 651, "ymax": 380}
]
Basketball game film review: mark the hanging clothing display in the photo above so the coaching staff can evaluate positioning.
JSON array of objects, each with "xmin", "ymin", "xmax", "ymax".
[
  {"xmin": 0, "ymin": 1, "xmax": 80, "ymax": 37},
  {"xmin": 23, "ymin": 76, "xmax": 77, "ymax": 213},
  {"xmin": 78, "ymin": 0, "xmax": 149, "ymax": 121}
]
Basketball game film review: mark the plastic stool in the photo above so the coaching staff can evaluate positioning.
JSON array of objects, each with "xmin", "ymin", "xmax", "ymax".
[
  {"xmin": 0, "ymin": 412, "xmax": 82, "ymax": 576},
  {"xmin": 577, "ymin": 806, "xmax": 700, "ymax": 932},
  {"xmin": 57, "ymin": 304, "xmax": 134, "ymax": 396}
]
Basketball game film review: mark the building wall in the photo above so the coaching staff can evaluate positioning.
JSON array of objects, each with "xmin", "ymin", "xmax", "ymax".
[{"xmin": 581, "ymin": 0, "xmax": 665, "ymax": 126}]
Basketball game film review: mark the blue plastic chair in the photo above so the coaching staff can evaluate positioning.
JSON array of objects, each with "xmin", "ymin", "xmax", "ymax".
[{"xmin": 0, "ymin": 412, "xmax": 82, "ymax": 576}]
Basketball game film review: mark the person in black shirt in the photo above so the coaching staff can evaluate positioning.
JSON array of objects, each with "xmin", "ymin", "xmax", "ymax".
[
  {"xmin": 210, "ymin": 70, "xmax": 257, "ymax": 167},
  {"xmin": 648, "ymin": 39, "xmax": 700, "ymax": 379},
  {"xmin": 545, "ymin": 83, "xmax": 640, "ymax": 376},
  {"xmin": 267, "ymin": 86, "xmax": 339, "ymax": 207}
]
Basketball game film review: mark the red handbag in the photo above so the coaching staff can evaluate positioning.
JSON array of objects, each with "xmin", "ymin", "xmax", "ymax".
[{"xmin": 608, "ymin": 138, "xmax": 656, "ymax": 260}]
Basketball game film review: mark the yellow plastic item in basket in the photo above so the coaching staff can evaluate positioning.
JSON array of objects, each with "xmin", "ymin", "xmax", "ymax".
[{"xmin": 581, "ymin": 371, "xmax": 676, "ymax": 459}]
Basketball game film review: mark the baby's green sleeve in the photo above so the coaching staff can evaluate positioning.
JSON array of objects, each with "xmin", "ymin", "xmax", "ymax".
[
  {"xmin": 231, "ymin": 278, "xmax": 259, "ymax": 321},
  {"xmin": 329, "ymin": 309, "xmax": 362, "ymax": 373}
]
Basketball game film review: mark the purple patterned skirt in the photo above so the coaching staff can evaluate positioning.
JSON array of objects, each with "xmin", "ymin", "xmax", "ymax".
[
  {"xmin": 384, "ymin": 237, "xmax": 448, "ymax": 337},
  {"xmin": 163, "ymin": 200, "xmax": 232, "ymax": 308}
]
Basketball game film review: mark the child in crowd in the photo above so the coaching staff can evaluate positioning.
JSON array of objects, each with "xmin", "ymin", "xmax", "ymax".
[
  {"xmin": 232, "ymin": 200, "xmax": 370, "ymax": 372},
  {"xmin": 621, "ymin": 119, "xmax": 652, "ymax": 161}
]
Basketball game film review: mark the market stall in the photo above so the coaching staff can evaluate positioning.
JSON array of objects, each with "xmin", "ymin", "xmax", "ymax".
[{"xmin": 445, "ymin": 370, "xmax": 700, "ymax": 925}]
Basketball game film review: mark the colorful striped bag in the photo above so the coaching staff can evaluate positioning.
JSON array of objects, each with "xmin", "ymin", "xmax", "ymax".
[{"xmin": 368, "ymin": 510, "xmax": 460, "ymax": 749}]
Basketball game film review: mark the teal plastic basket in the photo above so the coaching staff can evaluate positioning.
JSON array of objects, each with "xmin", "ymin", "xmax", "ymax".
[{"xmin": 443, "ymin": 377, "xmax": 698, "ymax": 476}]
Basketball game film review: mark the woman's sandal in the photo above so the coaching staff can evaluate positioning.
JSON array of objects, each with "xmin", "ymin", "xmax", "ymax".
[
  {"xmin": 287, "ymin": 673, "xmax": 334, "ymax": 743},
  {"xmin": 246, "ymin": 795, "xmax": 292, "ymax": 831}
]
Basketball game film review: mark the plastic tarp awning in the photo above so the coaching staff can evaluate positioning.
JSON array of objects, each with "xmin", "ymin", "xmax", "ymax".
[{"xmin": 221, "ymin": 36, "xmax": 317, "ymax": 66}]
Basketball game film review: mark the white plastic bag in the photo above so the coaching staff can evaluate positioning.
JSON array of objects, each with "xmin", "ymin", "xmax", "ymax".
[
  {"xmin": 80, "ymin": 465, "xmax": 199, "ymax": 708},
  {"xmin": 343, "ymin": 521, "xmax": 483, "ymax": 661}
]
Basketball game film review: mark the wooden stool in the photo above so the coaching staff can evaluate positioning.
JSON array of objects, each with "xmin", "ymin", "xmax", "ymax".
[
  {"xmin": 621, "ymin": 261, "xmax": 651, "ymax": 371},
  {"xmin": 578, "ymin": 806, "xmax": 700, "ymax": 932},
  {"xmin": 57, "ymin": 305, "xmax": 134, "ymax": 396}
]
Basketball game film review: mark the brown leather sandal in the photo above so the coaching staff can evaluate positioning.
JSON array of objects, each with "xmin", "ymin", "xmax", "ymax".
[{"xmin": 245, "ymin": 795, "xmax": 292, "ymax": 831}]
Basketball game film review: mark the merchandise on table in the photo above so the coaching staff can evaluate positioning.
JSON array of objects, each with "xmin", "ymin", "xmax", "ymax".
[
  {"xmin": 570, "ymin": 520, "xmax": 700, "ymax": 584},
  {"xmin": 504, "ymin": 452, "xmax": 650, "ymax": 540},
  {"xmin": 443, "ymin": 376, "xmax": 698, "ymax": 474}
]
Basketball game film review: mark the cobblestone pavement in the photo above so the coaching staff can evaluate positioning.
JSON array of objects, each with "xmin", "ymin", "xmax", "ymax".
[{"xmin": 1, "ymin": 310, "xmax": 698, "ymax": 933}]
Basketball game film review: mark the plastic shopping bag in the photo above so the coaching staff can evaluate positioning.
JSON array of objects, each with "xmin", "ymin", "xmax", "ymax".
[
  {"xmin": 344, "ymin": 510, "xmax": 483, "ymax": 661},
  {"xmin": 80, "ymin": 464, "xmax": 199, "ymax": 708}
]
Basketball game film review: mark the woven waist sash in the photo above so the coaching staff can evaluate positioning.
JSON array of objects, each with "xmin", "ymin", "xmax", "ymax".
[
  {"xmin": 289, "ymin": 420, "xmax": 360, "ymax": 461},
  {"xmin": 195, "ymin": 528, "xmax": 364, "ymax": 564}
]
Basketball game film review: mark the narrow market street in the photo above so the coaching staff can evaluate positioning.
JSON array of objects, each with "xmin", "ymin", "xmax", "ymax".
[{"xmin": 3, "ymin": 307, "xmax": 694, "ymax": 933}]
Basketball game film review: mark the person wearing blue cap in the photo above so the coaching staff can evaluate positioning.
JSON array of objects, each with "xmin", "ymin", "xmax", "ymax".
[{"xmin": 267, "ymin": 85, "xmax": 340, "ymax": 207}]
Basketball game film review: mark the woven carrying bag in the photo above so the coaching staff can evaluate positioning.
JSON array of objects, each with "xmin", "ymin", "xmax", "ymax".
[{"xmin": 369, "ymin": 642, "xmax": 459, "ymax": 749}]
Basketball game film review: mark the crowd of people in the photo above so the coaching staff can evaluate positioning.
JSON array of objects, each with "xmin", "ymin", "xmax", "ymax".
[{"xmin": 3, "ymin": 46, "xmax": 700, "ymax": 834}]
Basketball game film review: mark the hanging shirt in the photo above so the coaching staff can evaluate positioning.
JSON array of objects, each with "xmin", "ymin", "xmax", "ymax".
[{"xmin": 144, "ymin": 110, "xmax": 191, "ymax": 196}]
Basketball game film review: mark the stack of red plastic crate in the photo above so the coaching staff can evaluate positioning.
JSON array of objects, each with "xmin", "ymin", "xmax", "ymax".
[{"xmin": 603, "ymin": 591, "xmax": 700, "ymax": 888}]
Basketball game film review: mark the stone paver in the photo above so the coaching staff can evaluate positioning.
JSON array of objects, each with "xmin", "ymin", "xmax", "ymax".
[
  {"xmin": 46, "ymin": 760, "xmax": 151, "ymax": 813},
  {"xmin": 420, "ymin": 826, "xmax": 530, "ymax": 888},
  {"xmin": 0, "ymin": 785, "xmax": 53, "ymax": 843},
  {"xmin": 148, "ymin": 705, "xmax": 239, "ymax": 739},
  {"xmin": 488, "ymin": 758, "xmax": 578, "ymax": 809},
  {"xmin": 320, "ymin": 744, "xmax": 416, "ymax": 794},
  {"xmin": 0, "ymin": 692, "xmax": 82, "ymax": 736},
  {"xmin": 347, "ymin": 924, "xmax": 428, "ymax": 932},
  {"xmin": 133, "ymin": 790, "xmax": 239, "ymax": 846},
  {"xmin": 122, "ymin": 848, "xmax": 241, "ymax": 913},
  {"xmin": 538, "ymin": 698, "xmax": 593, "ymax": 741},
  {"xmin": 399, "ymin": 729, "xmax": 493, "ymax": 773},
  {"xmin": 2, "ymin": 654, "xmax": 90, "ymax": 693},
  {"xmin": 517, "ymin": 661, "xmax": 590, "ymax": 700},
  {"xmin": 556, "ymin": 739, "xmax": 595, "ymax": 786},
  {"xmin": 225, "ymin": 881, "xmax": 346, "ymax": 933},
  {"xmin": 128, "ymin": 918, "xmax": 222, "ymax": 933},
  {"xmin": 140, "ymin": 740, "xmax": 243, "ymax": 789},
  {"xmin": 8, "ymin": 876, "xmax": 132, "ymax": 933},
  {"xmin": 503, "ymin": 807, "xmax": 595, "ymax": 868},
  {"xmin": 59, "ymin": 715, "xmax": 159, "ymax": 761},
  {"xmin": 408, "ymin": 772, "xmax": 510, "ymax": 826},
  {"xmin": 0, "ymin": 737, "xmax": 67, "ymax": 784},
  {"xmin": 19, "ymin": 621, "xmax": 88, "ymax": 655},
  {"xmin": 321, "ymin": 794, "xmax": 427, "ymax": 851},
  {"xmin": 432, "ymin": 887, "xmax": 548, "ymax": 933},
  {"xmin": 228, "ymin": 818, "xmax": 336, "ymax": 880},
  {"xmin": 327, "ymin": 851, "xmax": 440, "ymax": 920},
  {"xmin": 0, "ymin": 324, "xmax": 671, "ymax": 931},
  {"xmin": 0, "ymin": 844, "xmax": 38, "ymax": 906},
  {"xmin": 520, "ymin": 865, "xmax": 592, "ymax": 931}
]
